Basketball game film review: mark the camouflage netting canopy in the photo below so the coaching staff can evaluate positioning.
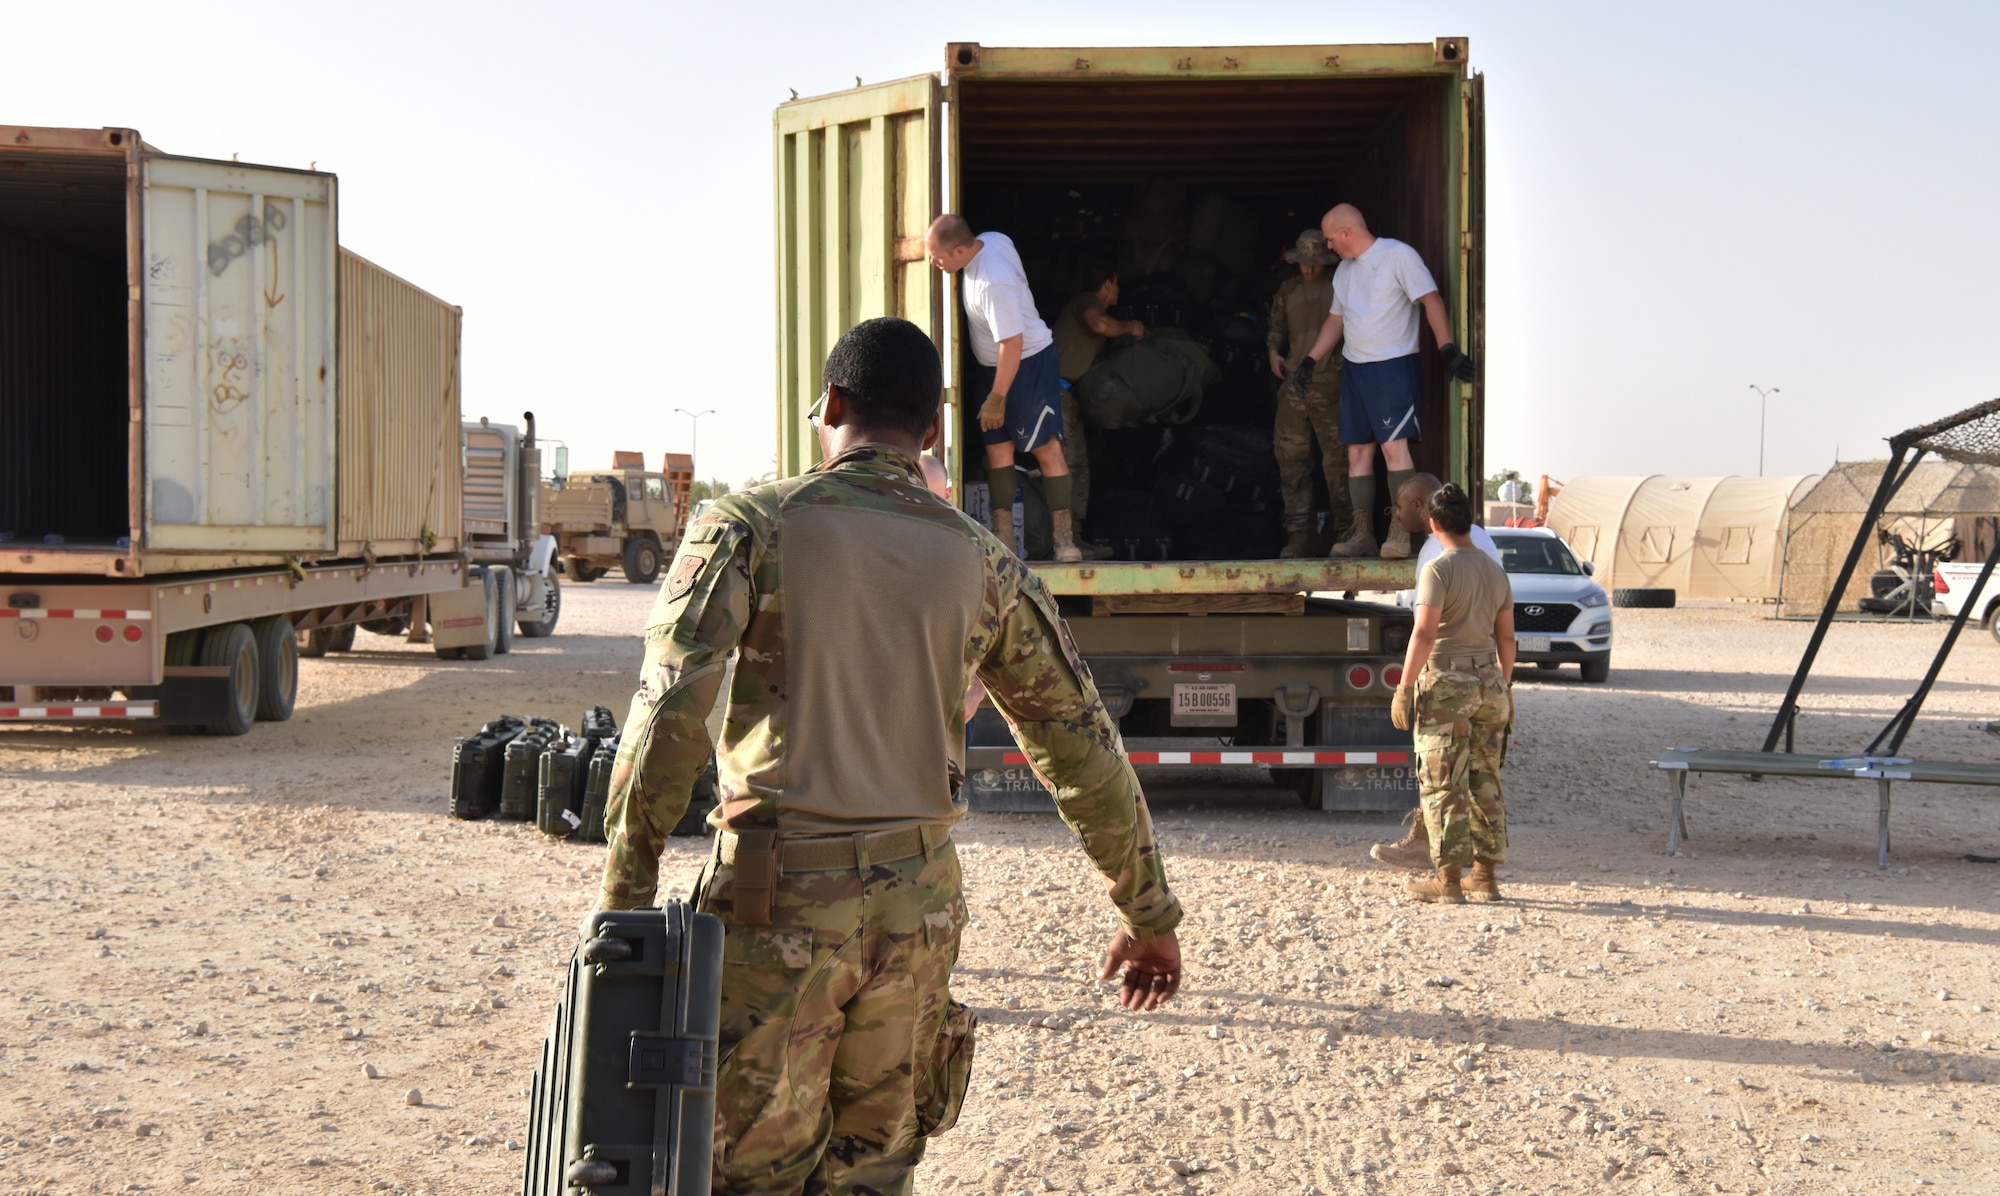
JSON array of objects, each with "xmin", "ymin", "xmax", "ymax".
[{"xmin": 1902, "ymin": 395, "xmax": 2000, "ymax": 467}]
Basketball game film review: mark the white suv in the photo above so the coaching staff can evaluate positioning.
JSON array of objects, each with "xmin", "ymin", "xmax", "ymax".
[
  {"xmin": 1490, "ymin": 528, "xmax": 1614, "ymax": 683},
  {"xmin": 1932, "ymin": 561, "xmax": 2000, "ymax": 642}
]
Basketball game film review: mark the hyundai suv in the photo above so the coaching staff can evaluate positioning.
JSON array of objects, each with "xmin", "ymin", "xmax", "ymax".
[{"xmin": 1491, "ymin": 528, "xmax": 1612, "ymax": 682}]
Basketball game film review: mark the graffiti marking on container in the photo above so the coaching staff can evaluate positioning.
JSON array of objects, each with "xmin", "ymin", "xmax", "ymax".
[{"xmin": 205, "ymin": 202, "xmax": 289, "ymax": 276}]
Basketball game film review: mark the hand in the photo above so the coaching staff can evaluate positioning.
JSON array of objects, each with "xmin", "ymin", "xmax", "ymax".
[
  {"xmin": 1439, "ymin": 342, "xmax": 1476, "ymax": 383},
  {"xmin": 978, "ymin": 391, "xmax": 1007, "ymax": 432},
  {"xmin": 1100, "ymin": 929, "xmax": 1181, "ymax": 1011},
  {"xmin": 1391, "ymin": 684, "xmax": 1416, "ymax": 731},
  {"xmin": 1268, "ymin": 350, "xmax": 1286, "ymax": 380},
  {"xmin": 1290, "ymin": 356, "xmax": 1316, "ymax": 392},
  {"xmin": 1128, "ymin": 320, "xmax": 1146, "ymax": 340}
]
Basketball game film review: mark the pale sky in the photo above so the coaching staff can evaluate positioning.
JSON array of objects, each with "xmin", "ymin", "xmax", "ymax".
[{"xmin": 10, "ymin": 1, "xmax": 1996, "ymax": 489}]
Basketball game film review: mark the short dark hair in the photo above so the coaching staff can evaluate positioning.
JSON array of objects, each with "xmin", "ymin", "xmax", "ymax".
[
  {"xmin": 1427, "ymin": 482, "xmax": 1475, "ymax": 536},
  {"xmin": 1082, "ymin": 263, "xmax": 1118, "ymax": 293},
  {"xmin": 822, "ymin": 317, "xmax": 942, "ymax": 439}
]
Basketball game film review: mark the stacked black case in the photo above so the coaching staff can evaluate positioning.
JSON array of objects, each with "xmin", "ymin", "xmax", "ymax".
[
  {"xmin": 522, "ymin": 904, "xmax": 722, "ymax": 1196},
  {"xmin": 450, "ymin": 716, "xmax": 525, "ymax": 819}
]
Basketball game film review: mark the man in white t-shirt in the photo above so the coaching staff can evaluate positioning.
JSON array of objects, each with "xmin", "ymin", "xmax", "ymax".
[
  {"xmin": 1293, "ymin": 205, "xmax": 1476, "ymax": 562},
  {"xmin": 924, "ymin": 214, "xmax": 1081, "ymax": 563}
]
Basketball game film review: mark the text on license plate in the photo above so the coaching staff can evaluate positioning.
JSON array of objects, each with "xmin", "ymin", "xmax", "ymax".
[
  {"xmin": 1172, "ymin": 683, "xmax": 1236, "ymax": 717},
  {"xmin": 1519, "ymin": 636, "xmax": 1552, "ymax": 653}
]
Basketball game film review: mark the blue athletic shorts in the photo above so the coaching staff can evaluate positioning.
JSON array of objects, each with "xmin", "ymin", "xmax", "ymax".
[
  {"xmin": 973, "ymin": 345, "xmax": 1065, "ymax": 452},
  {"xmin": 1338, "ymin": 352, "xmax": 1423, "ymax": 445}
]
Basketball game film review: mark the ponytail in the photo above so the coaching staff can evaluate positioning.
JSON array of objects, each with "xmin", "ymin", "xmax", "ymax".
[{"xmin": 1428, "ymin": 482, "xmax": 1474, "ymax": 535}]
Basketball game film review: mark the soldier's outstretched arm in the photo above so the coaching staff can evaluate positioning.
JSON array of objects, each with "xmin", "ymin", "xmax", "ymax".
[
  {"xmin": 598, "ymin": 517, "xmax": 755, "ymax": 909},
  {"xmin": 978, "ymin": 566, "xmax": 1182, "ymax": 943}
]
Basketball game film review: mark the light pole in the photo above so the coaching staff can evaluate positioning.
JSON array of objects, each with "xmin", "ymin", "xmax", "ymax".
[
  {"xmin": 675, "ymin": 407, "xmax": 716, "ymax": 470},
  {"xmin": 1748, "ymin": 384, "xmax": 1780, "ymax": 476}
]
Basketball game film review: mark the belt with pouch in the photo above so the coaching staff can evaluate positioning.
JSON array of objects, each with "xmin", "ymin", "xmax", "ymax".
[
  {"xmin": 1429, "ymin": 650, "xmax": 1499, "ymax": 672},
  {"xmin": 717, "ymin": 824, "xmax": 951, "ymax": 925}
]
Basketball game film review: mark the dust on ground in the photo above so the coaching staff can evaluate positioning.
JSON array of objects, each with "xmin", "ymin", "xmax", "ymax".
[{"xmin": 1, "ymin": 587, "xmax": 1997, "ymax": 1195}]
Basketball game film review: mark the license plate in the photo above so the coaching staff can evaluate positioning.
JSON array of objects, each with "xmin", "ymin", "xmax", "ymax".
[
  {"xmin": 1172, "ymin": 683, "xmax": 1237, "ymax": 718},
  {"xmin": 1520, "ymin": 636, "xmax": 1552, "ymax": 653}
]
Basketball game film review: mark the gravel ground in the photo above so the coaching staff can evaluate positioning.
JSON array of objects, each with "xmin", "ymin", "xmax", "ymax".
[{"xmin": 1, "ymin": 585, "xmax": 1997, "ymax": 1195}]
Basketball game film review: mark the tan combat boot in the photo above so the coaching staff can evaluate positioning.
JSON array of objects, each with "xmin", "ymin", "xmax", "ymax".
[
  {"xmin": 1380, "ymin": 519, "xmax": 1413, "ymax": 560},
  {"xmin": 1051, "ymin": 510, "xmax": 1083, "ymax": 563},
  {"xmin": 1280, "ymin": 530, "xmax": 1313, "ymax": 559},
  {"xmin": 1465, "ymin": 860, "xmax": 1503, "ymax": 902},
  {"xmin": 1369, "ymin": 809, "xmax": 1433, "ymax": 870},
  {"xmin": 990, "ymin": 505, "xmax": 1016, "ymax": 555},
  {"xmin": 1328, "ymin": 509, "xmax": 1379, "ymax": 558},
  {"xmin": 1406, "ymin": 864, "xmax": 1466, "ymax": 904}
]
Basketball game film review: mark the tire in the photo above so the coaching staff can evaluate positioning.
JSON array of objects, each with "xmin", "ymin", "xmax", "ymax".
[
  {"xmin": 251, "ymin": 616, "xmax": 298, "ymax": 722},
  {"xmin": 1580, "ymin": 653, "xmax": 1611, "ymax": 684},
  {"xmin": 299, "ymin": 627, "xmax": 331, "ymax": 658},
  {"xmin": 199, "ymin": 622, "xmax": 260, "ymax": 736},
  {"xmin": 492, "ymin": 569, "xmax": 515, "ymax": 656},
  {"xmin": 623, "ymin": 538, "xmax": 662, "ymax": 584},
  {"xmin": 1612, "ymin": 587, "xmax": 1675, "ymax": 609},
  {"xmin": 518, "ymin": 565, "xmax": 561, "ymax": 638},
  {"xmin": 1869, "ymin": 569, "xmax": 1902, "ymax": 598},
  {"xmin": 457, "ymin": 568, "xmax": 501, "ymax": 661},
  {"xmin": 1987, "ymin": 605, "xmax": 2000, "ymax": 646},
  {"xmin": 328, "ymin": 623, "xmax": 357, "ymax": 653},
  {"xmin": 361, "ymin": 616, "xmax": 409, "ymax": 637}
]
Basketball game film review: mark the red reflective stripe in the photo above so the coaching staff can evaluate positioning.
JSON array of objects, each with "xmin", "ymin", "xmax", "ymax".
[
  {"xmin": 0, "ymin": 610, "xmax": 17, "ymax": 618},
  {"xmin": 0, "ymin": 708, "xmax": 16, "ymax": 717},
  {"xmin": 101, "ymin": 706, "xmax": 126, "ymax": 717},
  {"xmin": 47, "ymin": 610, "xmax": 76, "ymax": 618},
  {"xmin": 45, "ymin": 707, "xmax": 73, "ymax": 717},
  {"xmin": 994, "ymin": 749, "xmax": 1411, "ymax": 766}
]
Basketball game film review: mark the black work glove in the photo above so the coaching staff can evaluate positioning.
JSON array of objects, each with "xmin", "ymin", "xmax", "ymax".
[
  {"xmin": 1290, "ymin": 356, "xmax": 1317, "ymax": 391},
  {"xmin": 1439, "ymin": 342, "xmax": 1476, "ymax": 383}
]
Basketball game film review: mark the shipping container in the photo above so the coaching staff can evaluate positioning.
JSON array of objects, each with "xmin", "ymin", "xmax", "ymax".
[
  {"xmin": 337, "ymin": 249, "xmax": 464, "ymax": 557},
  {"xmin": 773, "ymin": 42, "xmax": 1486, "ymax": 810}
]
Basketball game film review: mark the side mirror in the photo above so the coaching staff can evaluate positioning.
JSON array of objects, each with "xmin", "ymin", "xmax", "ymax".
[
  {"xmin": 553, "ymin": 445, "xmax": 570, "ymax": 480},
  {"xmin": 1581, "ymin": 561, "xmax": 1594, "ymax": 576}
]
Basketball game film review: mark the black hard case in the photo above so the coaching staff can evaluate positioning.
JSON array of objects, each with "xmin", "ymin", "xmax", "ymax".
[
  {"xmin": 450, "ymin": 716, "xmax": 524, "ymax": 820},
  {"xmin": 538, "ymin": 737, "xmax": 596, "ymax": 838},
  {"xmin": 501, "ymin": 721, "xmax": 564, "ymax": 821},
  {"xmin": 523, "ymin": 904, "xmax": 722, "ymax": 1196},
  {"xmin": 579, "ymin": 736, "xmax": 618, "ymax": 844}
]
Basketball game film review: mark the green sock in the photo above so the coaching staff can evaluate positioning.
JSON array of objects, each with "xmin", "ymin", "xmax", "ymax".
[
  {"xmin": 988, "ymin": 465, "xmax": 1018, "ymax": 520},
  {"xmin": 1386, "ymin": 468, "xmax": 1415, "ymax": 518},
  {"xmin": 1348, "ymin": 473, "xmax": 1376, "ymax": 518},
  {"xmin": 1043, "ymin": 472, "xmax": 1073, "ymax": 514}
]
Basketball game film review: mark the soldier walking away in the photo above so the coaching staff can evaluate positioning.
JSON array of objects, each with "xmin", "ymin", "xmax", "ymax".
[
  {"xmin": 926, "ymin": 214, "xmax": 1084, "ymax": 562},
  {"xmin": 1389, "ymin": 483, "xmax": 1513, "ymax": 903},
  {"xmin": 1373, "ymin": 472, "xmax": 1501, "ymax": 869},
  {"xmin": 1266, "ymin": 230, "xmax": 1350, "ymax": 559},
  {"xmin": 1293, "ymin": 204, "xmax": 1476, "ymax": 560},
  {"xmin": 1051, "ymin": 264, "xmax": 1147, "ymax": 526},
  {"xmin": 598, "ymin": 317, "xmax": 1184, "ymax": 1196}
]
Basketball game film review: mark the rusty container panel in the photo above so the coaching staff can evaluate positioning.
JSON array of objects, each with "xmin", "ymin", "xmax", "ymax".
[{"xmin": 336, "ymin": 250, "xmax": 463, "ymax": 556}]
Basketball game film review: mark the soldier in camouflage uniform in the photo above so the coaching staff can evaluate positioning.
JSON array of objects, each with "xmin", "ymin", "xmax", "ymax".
[
  {"xmin": 598, "ymin": 317, "xmax": 1185, "ymax": 1196},
  {"xmin": 1268, "ymin": 229, "xmax": 1349, "ymax": 559},
  {"xmin": 1389, "ymin": 482, "xmax": 1513, "ymax": 904}
]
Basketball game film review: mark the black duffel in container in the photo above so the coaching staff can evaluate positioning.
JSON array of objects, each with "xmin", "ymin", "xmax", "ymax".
[{"xmin": 523, "ymin": 903, "xmax": 723, "ymax": 1196}]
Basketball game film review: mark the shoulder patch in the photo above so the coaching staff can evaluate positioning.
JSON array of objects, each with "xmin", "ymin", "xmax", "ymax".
[{"xmin": 665, "ymin": 551, "xmax": 708, "ymax": 602}]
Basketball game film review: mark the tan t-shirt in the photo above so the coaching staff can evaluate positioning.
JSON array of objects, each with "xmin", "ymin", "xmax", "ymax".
[
  {"xmin": 1053, "ymin": 292, "xmax": 1107, "ymax": 381},
  {"xmin": 1414, "ymin": 545, "xmax": 1512, "ymax": 663}
]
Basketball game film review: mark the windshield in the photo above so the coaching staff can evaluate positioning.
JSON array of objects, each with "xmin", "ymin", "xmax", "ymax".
[{"xmin": 1492, "ymin": 534, "xmax": 1582, "ymax": 576}]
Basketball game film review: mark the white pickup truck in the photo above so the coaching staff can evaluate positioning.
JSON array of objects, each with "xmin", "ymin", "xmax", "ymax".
[{"xmin": 1932, "ymin": 561, "xmax": 2000, "ymax": 640}]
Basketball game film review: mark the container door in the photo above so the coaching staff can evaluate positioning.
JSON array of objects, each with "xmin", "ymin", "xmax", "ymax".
[
  {"xmin": 1464, "ymin": 71, "xmax": 1486, "ymax": 499},
  {"xmin": 773, "ymin": 75, "xmax": 941, "ymax": 477},
  {"xmin": 140, "ymin": 155, "xmax": 337, "ymax": 551}
]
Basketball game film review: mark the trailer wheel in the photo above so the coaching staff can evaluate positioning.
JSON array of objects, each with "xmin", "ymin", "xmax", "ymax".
[
  {"xmin": 492, "ymin": 570, "xmax": 515, "ymax": 656},
  {"xmin": 518, "ymin": 565, "xmax": 561, "ymax": 638},
  {"xmin": 624, "ymin": 538, "xmax": 662, "ymax": 584},
  {"xmin": 251, "ymin": 617, "xmax": 298, "ymax": 722},
  {"xmin": 199, "ymin": 623, "xmax": 261, "ymax": 736},
  {"xmin": 361, "ymin": 616, "xmax": 410, "ymax": 637},
  {"xmin": 456, "ymin": 568, "xmax": 501, "ymax": 662},
  {"xmin": 299, "ymin": 628, "xmax": 329, "ymax": 658},
  {"xmin": 329, "ymin": 623, "xmax": 357, "ymax": 652}
]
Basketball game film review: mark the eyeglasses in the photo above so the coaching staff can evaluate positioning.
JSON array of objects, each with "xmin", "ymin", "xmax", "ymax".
[{"xmin": 808, "ymin": 387, "xmax": 829, "ymax": 427}]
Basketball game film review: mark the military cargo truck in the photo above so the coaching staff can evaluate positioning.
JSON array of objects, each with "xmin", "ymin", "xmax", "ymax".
[
  {"xmin": 772, "ymin": 41, "xmax": 1486, "ymax": 810},
  {"xmin": 0, "ymin": 125, "xmax": 558, "ymax": 733},
  {"xmin": 542, "ymin": 454, "xmax": 695, "ymax": 584}
]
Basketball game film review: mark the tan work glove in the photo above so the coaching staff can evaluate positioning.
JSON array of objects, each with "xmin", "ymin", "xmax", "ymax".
[
  {"xmin": 1391, "ymin": 684, "xmax": 1416, "ymax": 732},
  {"xmin": 978, "ymin": 391, "xmax": 1007, "ymax": 431}
]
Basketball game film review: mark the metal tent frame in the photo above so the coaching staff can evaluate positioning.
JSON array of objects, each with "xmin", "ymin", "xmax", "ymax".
[{"xmin": 1763, "ymin": 397, "xmax": 2000, "ymax": 756}]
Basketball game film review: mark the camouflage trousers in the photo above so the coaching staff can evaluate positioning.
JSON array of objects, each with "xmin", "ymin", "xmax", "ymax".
[
  {"xmin": 691, "ymin": 838, "xmax": 972, "ymax": 1196},
  {"xmin": 1273, "ymin": 372, "xmax": 1347, "ymax": 533},
  {"xmin": 1413, "ymin": 659, "xmax": 1510, "ymax": 868},
  {"xmin": 1060, "ymin": 390, "xmax": 1090, "ymax": 520}
]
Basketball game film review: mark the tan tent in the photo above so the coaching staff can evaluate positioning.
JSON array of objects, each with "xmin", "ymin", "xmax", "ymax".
[
  {"xmin": 1546, "ymin": 474, "xmax": 1818, "ymax": 600},
  {"xmin": 1776, "ymin": 460, "xmax": 2000, "ymax": 618}
]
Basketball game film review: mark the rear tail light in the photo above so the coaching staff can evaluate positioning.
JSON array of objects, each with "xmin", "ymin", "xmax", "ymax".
[
  {"xmin": 1934, "ymin": 570, "xmax": 1950, "ymax": 594},
  {"xmin": 123, "ymin": 625, "xmax": 143, "ymax": 642},
  {"xmin": 94, "ymin": 625, "xmax": 114, "ymax": 643},
  {"xmin": 1384, "ymin": 665, "xmax": 1404, "ymax": 687},
  {"xmin": 1348, "ymin": 665, "xmax": 1374, "ymax": 690}
]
